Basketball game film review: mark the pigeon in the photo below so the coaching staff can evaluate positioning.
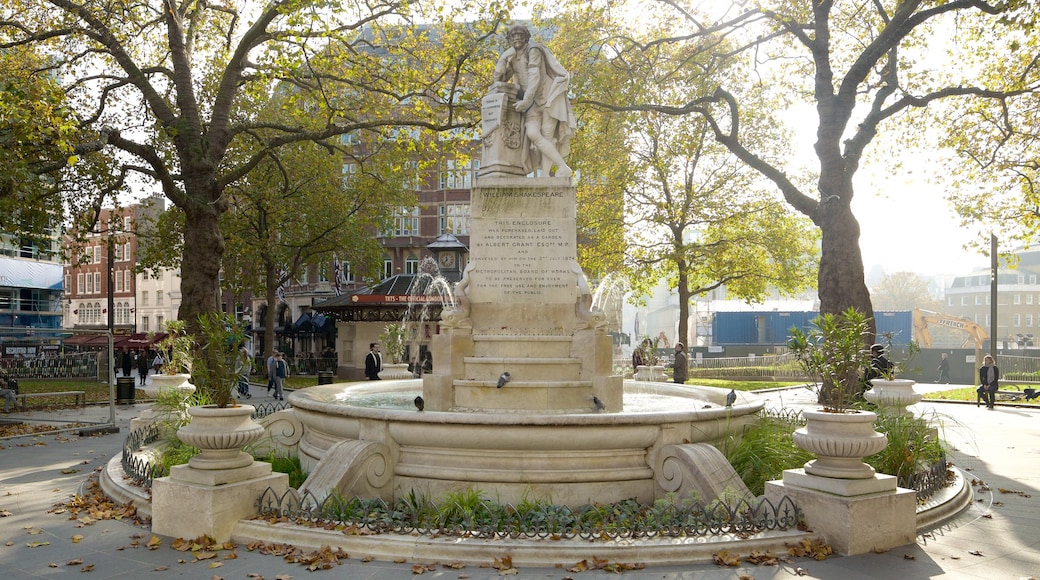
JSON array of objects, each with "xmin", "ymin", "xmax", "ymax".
[
  {"xmin": 592, "ymin": 396, "xmax": 605, "ymax": 412},
  {"xmin": 725, "ymin": 389, "xmax": 737, "ymax": 407},
  {"xmin": 1025, "ymin": 388, "xmax": 1039, "ymax": 401},
  {"xmin": 414, "ymin": 395, "xmax": 424, "ymax": 412},
  {"xmin": 497, "ymin": 371, "xmax": 511, "ymax": 388}
]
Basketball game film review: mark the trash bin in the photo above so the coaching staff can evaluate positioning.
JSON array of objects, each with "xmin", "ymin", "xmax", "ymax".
[
  {"xmin": 116, "ymin": 376, "xmax": 136, "ymax": 405},
  {"xmin": 318, "ymin": 371, "xmax": 334, "ymax": 385}
]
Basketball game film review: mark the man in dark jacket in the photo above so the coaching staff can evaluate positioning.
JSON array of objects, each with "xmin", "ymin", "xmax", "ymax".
[{"xmin": 365, "ymin": 343, "xmax": 382, "ymax": 380}]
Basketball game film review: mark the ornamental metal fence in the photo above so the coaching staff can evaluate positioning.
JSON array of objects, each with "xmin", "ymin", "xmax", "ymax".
[
  {"xmin": 255, "ymin": 489, "xmax": 802, "ymax": 540},
  {"xmin": 899, "ymin": 455, "xmax": 952, "ymax": 501},
  {"xmin": 121, "ymin": 423, "xmax": 162, "ymax": 487}
]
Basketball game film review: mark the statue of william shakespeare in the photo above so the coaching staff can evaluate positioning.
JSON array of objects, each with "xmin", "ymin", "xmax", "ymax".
[{"xmin": 481, "ymin": 24, "xmax": 576, "ymax": 178}]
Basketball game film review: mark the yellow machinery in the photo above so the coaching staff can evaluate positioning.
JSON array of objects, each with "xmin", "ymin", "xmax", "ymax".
[{"xmin": 911, "ymin": 308, "xmax": 989, "ymax": 350}]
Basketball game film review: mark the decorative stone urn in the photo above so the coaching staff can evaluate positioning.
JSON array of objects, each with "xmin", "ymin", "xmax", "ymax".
[
  {"xmin": 792, "ymin": 409, "xmax": 888, "ymax": 479},
  {"xmin": 378, "ymin": 363, "xmax": 413, "ymax": 380},
  {"xmin": 143, "ymin": 373, "xmax": 196, "ymax": 399},
  {"xmin": 177, "ymin": 405, "xmax": 265, "ymax": 470},
  {"xmin": 131, "ymin": 373, "xmax": 197, "ymax": 431},
  {"xmin": 863, "ymin": 378, "xmax": 922, "ymax": 416},
  {"xmin": 633, "ymin": 365, "xmax": 666, "ymax": 382}
]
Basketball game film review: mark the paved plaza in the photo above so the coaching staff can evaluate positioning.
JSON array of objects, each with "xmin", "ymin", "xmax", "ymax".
[{"xmin": 0, "ymin": 382, "xmax": 1037, "ymax": 579}]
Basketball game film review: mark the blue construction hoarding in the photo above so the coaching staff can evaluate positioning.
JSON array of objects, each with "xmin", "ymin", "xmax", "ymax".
[{"xmin": 712, "ymin": 311, "xmax": 913, "ymax": 346}]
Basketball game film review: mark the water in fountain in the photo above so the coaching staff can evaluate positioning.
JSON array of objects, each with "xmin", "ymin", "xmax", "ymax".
[{"xmin": 398, "ymin": 258, "xmax": 455, "ymax": 373}]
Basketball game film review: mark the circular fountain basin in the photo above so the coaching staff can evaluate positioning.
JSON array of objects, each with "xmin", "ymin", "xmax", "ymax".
[{"xmin": 287, "ymin": 379, "xmax": 763, "ymax": 506}]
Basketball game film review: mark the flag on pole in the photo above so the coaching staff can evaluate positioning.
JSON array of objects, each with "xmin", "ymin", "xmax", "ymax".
[
  {"xmin": 277, "ymin": 268, "xmax": 287, "ymax": 303},
  {"xmin": 333, "ymin": 254, "xmax": 342, "ymax": 296}
]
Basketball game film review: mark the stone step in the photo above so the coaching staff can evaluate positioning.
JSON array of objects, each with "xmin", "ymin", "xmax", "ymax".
[
  {"xmin": 471, "ymin": 335, "xmax": 573, "ymax": 358},
  {"xmin": 454, "ymin": 379, "xmax": 592, "ymax": 389},
  {"xmin": 462, "ymin": 356, "xmax": 581, "ymax": 381}
]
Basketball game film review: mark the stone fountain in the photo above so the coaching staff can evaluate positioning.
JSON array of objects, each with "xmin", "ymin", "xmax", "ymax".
[{"xmin": 285, "ymin": 26, "xmax": 762, "ymax": 507}]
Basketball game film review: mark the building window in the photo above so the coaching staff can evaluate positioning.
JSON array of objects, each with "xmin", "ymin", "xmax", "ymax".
[
  {"xmin": 1030, "ymin": 294, "xmax": 1035, "ymax": 305},
  {"xmin": 64, "ymin": 274, "xmax": 70, "ymax": 292},
  {"xmin": 141, "ymin": 316, "xmax": 149, "ymax": 332},
  {"xmin": 439, "ymin": 204, "xmax": 471, "ymax": 235},
  {"xmin": 341, "ymin": 261, "xmax": 354, "ymax": 283},
  {"xmin": 299, "ymin": 269, "xmax": 308, "ymax": 285},
  {"xmin": 156, "ymin": 291, "xmax": 163, "ymax": 306},
  {"xmin": 114, "ymin": 270, "xmax": 122, "ymax": 293},
  {"xmin": 342, "ymin": 162, "xmax": 358, "ymax": 183},
  {"xmin": 157, "ymin": 315, "xmax": 164, "ymax": 330},
  {"xmin": 77, "ymin": 273, "xmax": 84, "ymax": 294},
  {"xmin": 85, "ymin": 273, "xmax": 94, "ymax": 294},
  {"xmin": 975, "ymin": 295, "xmax": 982, "ymax": 305},
  {"xmin": 405, "ymin": 255, "xmax": 419, "ymax": 274},
  {"xmin": 1027, "ymin": 314, "xmax": 1034, "ymax": 327},
  {"xmin": 94, "ymin": 272, "xmax": 101, "ymax": 294},
  {"xmin": 94, "ymin": 245, "xmax": 101, "ymax": 263},
  {"xmin": 384, "ymin": 207, "xmax": 419, "ymax": 237},
  {"xmin": 961, "ymin": 296, "xmax": 968, "ymax": 306},
  {"xmin": 1015, "ymin": 294, "xmax": 1022, "ymax": 305},
  {"xmin": 141, "ymin": 291, "xmax": 149, "ymax": 306},
  {"xmin": 319, "ymin": 264, "xmax": 329, "ymax": 283},
  {"xmin": 438, "ymin": 159, "xmax": 479, "ymax": 190},
  {"xmin": 1019, "ymin": 275, "xmax": 1026, "ymax": 284},
  {"xmin": 1014, "ymin": 313, "xmax": 1021, "ymax": 327},
  {"xmin": 382, "ymin": 258, "xmax": 393, "ymax": 279}
]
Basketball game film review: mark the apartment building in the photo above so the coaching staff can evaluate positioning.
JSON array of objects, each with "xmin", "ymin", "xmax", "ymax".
[{"xmin": 943, "ymin": 248, "xmax": 1040, "ymax": 349}]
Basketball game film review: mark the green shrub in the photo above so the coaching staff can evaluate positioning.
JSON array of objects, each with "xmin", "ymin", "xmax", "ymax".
[
  {"xmin": 724, "ymin": 413, "xmax": 812, "ymax": 496},
  {"xmin": 866, "ymin": 411, "xmax": 945, "ymax": 480}
]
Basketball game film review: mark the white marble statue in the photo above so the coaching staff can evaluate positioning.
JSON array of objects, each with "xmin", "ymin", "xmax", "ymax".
[{"xmin": 492, "ymin": 24, "xmax": 576, "ymax": 178}]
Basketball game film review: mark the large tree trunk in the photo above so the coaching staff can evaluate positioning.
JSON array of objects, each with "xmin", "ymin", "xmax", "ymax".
[
  {"xmin": 265, "ymin": 270, "xmax": 279, "ymax": 359},
  {"xmin": 676, "ymin": 268, "xmax": 690, "ymax": 348},
  {"xmin": 177, "ymin": 201, "xmax": 225, "ymax": 330},
  {"xmin": 816, "ymin": 199, "xmax": 872, "ymax": 319}
]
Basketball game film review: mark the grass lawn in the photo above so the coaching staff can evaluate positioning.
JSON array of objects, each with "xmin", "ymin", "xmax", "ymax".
[
  {"xmin": 923, "ymin": 384, "xmax": 1039, "ymax": 405},
  {"xmin": 9, "ymin": 374, "xmax": 324, "ymax": 410},
  {"xmin": 686, "ymin": 378, "xmax": 806, "ymax": 391}
]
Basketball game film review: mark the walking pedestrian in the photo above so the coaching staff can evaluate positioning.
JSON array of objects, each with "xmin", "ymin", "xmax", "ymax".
[
  {"xmin": 268, "ymin": 351, "xmax": 288, "ymax": 401},
  {"xmin": 936, "ymin": 352, "xmax": 951, "ymax": 384}
]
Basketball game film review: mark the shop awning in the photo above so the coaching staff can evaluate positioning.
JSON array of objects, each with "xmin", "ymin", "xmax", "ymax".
[
  {"xmin": 119, "ymin": 332, "xmax": 168, "ymax": 350},
  {"xmin": 63, "ymin": 334, "xmax": 111, "ymax": 347}
]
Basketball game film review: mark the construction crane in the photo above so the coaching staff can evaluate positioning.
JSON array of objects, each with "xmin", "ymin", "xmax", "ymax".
[{"xmin": 911, "ymin": 309, "xmax": 989, "ymax": 350}]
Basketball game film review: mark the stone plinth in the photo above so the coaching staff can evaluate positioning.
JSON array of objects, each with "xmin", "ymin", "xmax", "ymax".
[
  {"xmin": 424, "ymin": 176, "xmax": 621, "ymax": 413},
  {"xmin": 152, "ymin": 462, "xmax": 288, "ymax": 542},
  {"xmin": 479, "ymin": 82, "xmax": 526, "ymax": 178},
  {"xmin": 765, "ymin": 469, "xmax": 916, "ymax": 556}
]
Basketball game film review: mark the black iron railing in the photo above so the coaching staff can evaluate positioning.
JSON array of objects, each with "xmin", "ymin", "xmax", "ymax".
[{"xmin": 255, "ymin": 490, "xmax": 802, "ymax": 540}]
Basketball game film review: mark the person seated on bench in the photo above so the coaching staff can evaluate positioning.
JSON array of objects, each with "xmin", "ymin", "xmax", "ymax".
[{"xmin": 0, "ymin": 375, "xmax": 16, "ymax": 414}]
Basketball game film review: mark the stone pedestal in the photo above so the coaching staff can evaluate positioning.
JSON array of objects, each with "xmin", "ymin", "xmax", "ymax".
[
  {"xmin": 152, "ymin": 462, "xmax": 288, "ymax": 542},
  {"xmin": 424, "ymin": 176, "xmax": 621, "ymax": 413},
  {"xmin": 479, "ymin": 82, "xmax": 526, "ymax": 178},
  {"xmin": 765, "ymin": 469, "xmax": 916, "ymax": 556}
]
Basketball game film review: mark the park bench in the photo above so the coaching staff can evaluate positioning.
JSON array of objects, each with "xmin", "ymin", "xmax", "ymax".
[
  {"xmin": 15, "ymin": 390, "xmax": 87, "ymax": 410},
  {"xmin": 976, "ymin": 383, "xmax": 1040, "ymax": 406}
]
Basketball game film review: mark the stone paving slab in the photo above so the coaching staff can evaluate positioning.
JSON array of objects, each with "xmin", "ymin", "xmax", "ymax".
[{"xmin": 0, "ymin": 382, "xmax": 1037, "ymax": 579}]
